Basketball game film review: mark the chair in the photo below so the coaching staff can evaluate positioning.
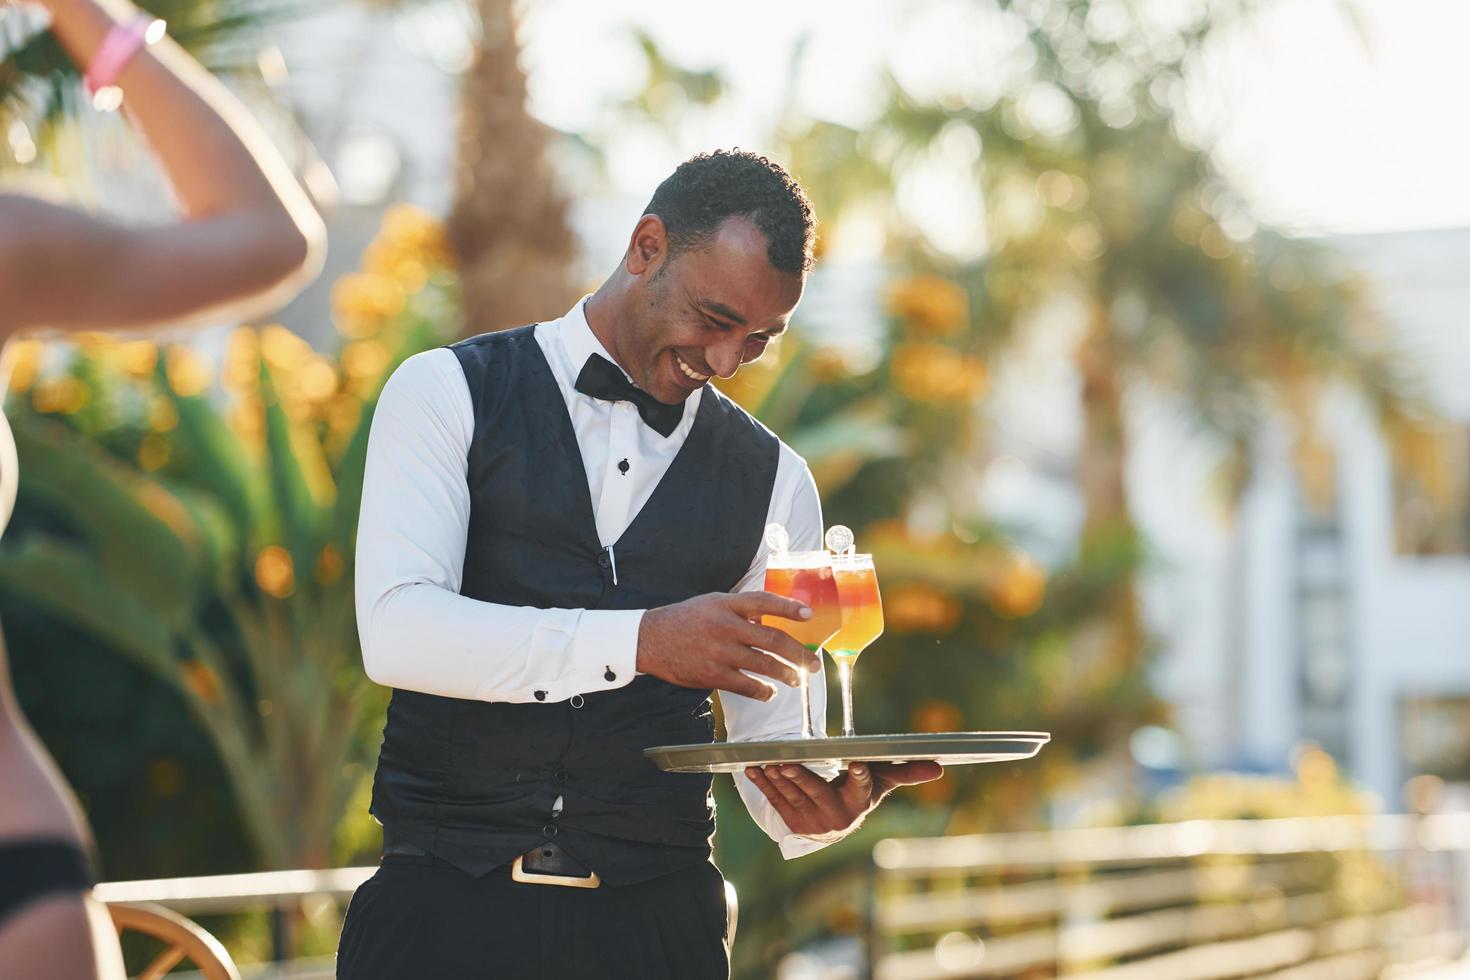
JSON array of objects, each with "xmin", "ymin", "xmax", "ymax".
[
  {"xmin": 724, "ymin": 879, "xmax": 738, "ymax": 956},
  {"xmin": 107, "ymin": 902, "xmax": 241, "ymax": 980}
]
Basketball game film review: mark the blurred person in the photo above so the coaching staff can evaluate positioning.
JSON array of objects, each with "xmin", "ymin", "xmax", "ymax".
[
  {"xmin": 345, "ymin": 150, "xmax": 940, "ymax": 979},
  {"xmin": 0, "ymin": 0, "xmax": 324, "ymax": 976}
]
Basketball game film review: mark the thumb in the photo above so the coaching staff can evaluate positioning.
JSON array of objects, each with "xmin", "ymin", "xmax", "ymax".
[{"xmin": 841, "ymin": 761, "xmax": 876, "ymax": 809}]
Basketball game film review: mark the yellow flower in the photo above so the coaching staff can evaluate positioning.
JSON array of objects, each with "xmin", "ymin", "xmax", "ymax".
[
  {"xmin": 165, "ymin": 346, "xmax": 213, "ymax": 397},
  {"xmin": 332, "ymin": 273, "xmax": 406, "ymax": 324},
  {"xmin": 260, "ymin": 324, "xmax": 314, "ymax": 373},
  {"xmin": 148, "ymin": 397, "xmax": 179, "ymax": 433},
  {"xmin": 886, "ymin": 583, "xmax": 962, "ymax": 633},
  {"xmin": 255, "ymin": 546, "xmax": 295, "ymax": 599},
  {"xmin": 117, "ymin": 340, "xmax": 158, "ymax": 381},
  {"xmin": 222, "ymin": 328, "xmax": 260, "ymax": 393},
  {"xmin": 892, "ymin": 343, "xmax": 987, "ymax": 402},
  {"xmin": 2, "ymin": 339, "xmax": 45, "ymax": 393},
  {"xmin": 342, "ymin": 341, "xmax": 390, "ymax": 381},
  {"xmin": 380, "ymin": 204, "xmax": 451, "ymax": 255},
  {"xmin": 137, "ymin": 434, "xmax": 171, "ymax": 471},
  {"xmin": 32, "ymin": 376, "xmax": 89, "ymax": 414},
  {"xmin": 886, "ymin": 274, "xmax": 969, "ymax": 337},
  {"xmin": 299, "ymin": 356, "xmax": 339, "ymax": 402}
]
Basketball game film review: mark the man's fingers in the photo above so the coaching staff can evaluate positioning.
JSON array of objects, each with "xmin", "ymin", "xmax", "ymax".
[
  {"xmin": 737, "ymin": 648, "xmax": 800, "ymax": 687},
  {"xmin": 763, "ymin": 765, "xmax": 815, "ymax": 811},
  {"xmin": 737, "ymin": 621, "xmax": 821, "ymax": 674},
  {"xmin": 777, "ymin": 765, "xmax": 851, "ymax": 825},
  {"xmin": 721, "ymin": 670, "xmax": 777, "ymax": 702},
  {"xmin": 745, "ymin": 767, "xmax": 807, "ymax": 831},
  {"xmin": 730, "ymin": 590, "xmax": 812, "ymax": 624},
  {"xmin": 873, "ymin": 760, "xmax": 945, "ymax": 791}
]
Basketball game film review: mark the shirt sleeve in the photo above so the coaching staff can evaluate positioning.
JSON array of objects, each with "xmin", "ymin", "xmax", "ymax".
[
  {"xmin": 720, "ymin": 451, "xmax": 846, "ymax": 858},
  {"xmin": 354, "ymin": 349, "xmax": 641, "ymax": 703}
]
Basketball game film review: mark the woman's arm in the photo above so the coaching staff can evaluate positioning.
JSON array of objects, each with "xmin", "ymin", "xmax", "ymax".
[{"xmin": 0, "ymin": 0, "xmax": 326, "ymax": 335}]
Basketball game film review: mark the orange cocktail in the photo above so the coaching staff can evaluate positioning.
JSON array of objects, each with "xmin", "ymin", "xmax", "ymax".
[
  {"xmin": 763, "ymin": 552, "xmax": 841, "ymax": 737},
  {"xmin": 830, "ymin": 554, "xmax": 883, "ymax": 736}
]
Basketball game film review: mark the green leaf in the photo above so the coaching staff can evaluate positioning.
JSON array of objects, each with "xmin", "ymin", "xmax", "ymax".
[
  {"xmin": 7, "ymin": 414, "xmax": 212, "ymax": 622},
  {"xmin": 259, "ymin": 359, "xmax": 334, "ymax": 568},
  {"xmin": 0, "ymin": 537, "xmax": 176, "ymax": 678},
  {"xmin": 165, "ymin": 381, "xmax": 272, "ymax": 546}
]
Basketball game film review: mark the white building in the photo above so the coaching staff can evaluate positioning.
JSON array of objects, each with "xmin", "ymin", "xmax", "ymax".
[{"xmin": 1140, "ymin": 226, "xmax": 1470, "ymax": 807}]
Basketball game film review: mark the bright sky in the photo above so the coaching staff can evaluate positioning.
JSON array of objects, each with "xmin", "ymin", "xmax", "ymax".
[{"xmin": 519, "ymin": 0, "xmax": 1470, "ymax": 242}]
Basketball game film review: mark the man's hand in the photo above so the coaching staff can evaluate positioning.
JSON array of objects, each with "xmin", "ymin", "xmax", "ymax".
[
  {"xmin": 745, "ymin": 760, "xmax": 945, "ymax": 837},
  {"xmin": 637, "ymin": 591, "xmax": 822, "ymax": 701}
]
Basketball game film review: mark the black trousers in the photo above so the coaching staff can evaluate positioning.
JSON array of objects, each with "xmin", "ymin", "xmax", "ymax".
[{"xmin": 335, "ymin": 854, "xmax": 730, "ymax": 980}]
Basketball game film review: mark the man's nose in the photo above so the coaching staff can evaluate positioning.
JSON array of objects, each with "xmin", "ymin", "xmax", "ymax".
[{"xmin": 708, "ymin": 338, "xmax": 743, "ymax": 380}]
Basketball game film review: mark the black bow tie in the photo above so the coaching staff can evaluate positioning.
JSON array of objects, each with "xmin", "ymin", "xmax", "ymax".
[{"xmin": 573, "ymin": 354, "xmax": 684, "ymax": 438}]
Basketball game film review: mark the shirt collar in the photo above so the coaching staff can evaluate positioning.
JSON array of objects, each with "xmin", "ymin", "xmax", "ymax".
[
  {"xmin": 554, "ymin": 295, "xmax": 703, "ymax": 426},
  {"xmin": 558, "ymin": 295, "xmax": 625, "ymax": 383}
]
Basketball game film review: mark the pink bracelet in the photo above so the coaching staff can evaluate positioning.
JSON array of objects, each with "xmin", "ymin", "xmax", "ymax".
[{"xmin": 83, "ymin": 13, "xmax": 166, "ymax": 99}]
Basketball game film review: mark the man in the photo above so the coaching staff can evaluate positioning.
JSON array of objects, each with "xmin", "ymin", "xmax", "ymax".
[{"xmin": 342, "ymin": 150, "xmax": 941, "ymax": 978}]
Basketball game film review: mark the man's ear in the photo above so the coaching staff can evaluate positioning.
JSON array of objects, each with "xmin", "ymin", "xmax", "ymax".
[{"xmin": 626, "ymin": 214, "xmax": 669, "ymax": 277}]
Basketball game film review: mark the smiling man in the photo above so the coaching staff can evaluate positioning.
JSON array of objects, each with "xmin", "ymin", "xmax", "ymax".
[{"xmin": 341, "ymin": 150, "xmax": 940, "ymax": 979}]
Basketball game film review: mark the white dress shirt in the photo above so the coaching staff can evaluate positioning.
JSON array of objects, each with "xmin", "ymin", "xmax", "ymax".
[{"xmin": 355, "ymin": 297, "xmax": 841, "ymax": 858}]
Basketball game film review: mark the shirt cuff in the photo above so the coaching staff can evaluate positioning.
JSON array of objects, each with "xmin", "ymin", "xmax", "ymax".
[
  {"xmin": 779, "ymin": 828, "xmax": 848, "ymax": 859},
  {"xmin": 565, "ymin": 608, "xmax": 643, "ymax": 693}
]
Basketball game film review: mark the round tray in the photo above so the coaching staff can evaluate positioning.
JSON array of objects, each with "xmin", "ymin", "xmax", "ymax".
[{"xmin": 644, "ymin": 731, "xmax": 1050, "ymax": 774}]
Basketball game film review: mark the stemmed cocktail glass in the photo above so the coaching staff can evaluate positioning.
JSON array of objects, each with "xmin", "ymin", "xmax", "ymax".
[
  {"xmin": 761, "ymin": 525, "xmax": 843, "ymax": 738},
  {"xmin": 824, "ymin": 525, "xmax": 883, "ymax": 737}
]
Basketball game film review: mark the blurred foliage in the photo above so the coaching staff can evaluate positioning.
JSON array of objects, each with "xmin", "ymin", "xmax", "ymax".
[
  {"xmin": 601, "ymin": 2, "xmax": 1424, "ymax": 975},
  {"xmin": 447, "ymin": 0, "xmax": 582, "ymax": 333},
  {"xmin": 0, "ymin": 206, "xmax": 457, "ymax": 878},
  {"xmin": 0, "ymin": 0, "xmax": 299, "ymax": 136}
]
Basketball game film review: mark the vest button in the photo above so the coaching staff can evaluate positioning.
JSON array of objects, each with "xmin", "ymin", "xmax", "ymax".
[
  {"xmin": 533, "ymin": 690, "xmax": 546, "ymax": 701},
  {"xmin": 569, "ymin": 694, "xmax": 585, "ymax": 709},
  {"xmin": 542, "ymin": 823, "xmax": 558, "ymax": 838},
  {"xmin": 597, "ymin": 554, "xmax": 611, "ymax": 569},
  {"xmin": 554, "ymin": 769, "xmax": 568, "ymax": 784}
]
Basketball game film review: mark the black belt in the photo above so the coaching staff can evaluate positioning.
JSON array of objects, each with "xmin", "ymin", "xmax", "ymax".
[{"xmin": 381, "ymin": 829, "xmax": 601, "ymax": 889}]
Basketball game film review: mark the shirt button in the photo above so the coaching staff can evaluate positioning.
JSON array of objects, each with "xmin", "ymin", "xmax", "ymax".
[
  {"xmin": 554, "ymin": 769, "xmax": 568, "ymax": 784},
  {"xmin": 542, "ymin": 824, "xmax": 558, "ymax": 838},
  {"xmin": 534, "ymin": 690, "xmax": 546, "ymax": 701},
  {"xmin": 597, "ymin": 554, "xmax": 610, "ymax": 569}
]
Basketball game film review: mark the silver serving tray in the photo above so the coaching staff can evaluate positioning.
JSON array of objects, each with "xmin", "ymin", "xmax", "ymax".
[{"xmin": 645, "ymin": 731, "xmax": 1050, "ymax": 774}]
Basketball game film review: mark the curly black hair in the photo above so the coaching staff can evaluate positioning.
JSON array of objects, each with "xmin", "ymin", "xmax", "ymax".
[{"xmin": 643, "ymin": 149, "xmax": 815, "ymax": 277}]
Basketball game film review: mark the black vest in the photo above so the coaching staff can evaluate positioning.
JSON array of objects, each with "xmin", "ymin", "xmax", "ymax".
[{"xmin": 368, "ymin": 326, "xmax": 780, "ymax": 886}]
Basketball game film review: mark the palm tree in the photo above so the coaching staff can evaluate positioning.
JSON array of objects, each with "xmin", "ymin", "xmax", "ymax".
[
  {"xmin": 779, "ymin": 0, "xmax": 1413, "ymax": 697},
  {"xmin": 446, "ymin": 0, "xmax": 579, "ymax": 333}
]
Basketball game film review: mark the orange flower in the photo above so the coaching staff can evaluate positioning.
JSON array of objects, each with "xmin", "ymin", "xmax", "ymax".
[
  {"xmin": 885, "ymin": 583, "xmax": 962, "ymax": 633},
  {"xmin": 891, "ymin": 343, "xmax": 987, "ymax": 403},
  {"xmin": 986, "ymin": 549, "xmax": 1046, "ymax": 618},
  {"xmin": 181, "ymin": 661, "xmax": 221, "ymax": 704},
  {"xmin": 315, "ymin": 543, "xmax": 345, "ymax": 586},
  {"xmin": 255, "ymin": 546, "xmax": 295, "ymax": 598},
  {"xmin": 886, "ymin": 274, "xmax": 969, "ymax": 337}
]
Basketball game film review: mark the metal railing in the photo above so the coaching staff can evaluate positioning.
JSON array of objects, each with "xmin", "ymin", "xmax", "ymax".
[{"xmin": 869, "ymin": 814, "xmax": 1470, "ymax": 979}]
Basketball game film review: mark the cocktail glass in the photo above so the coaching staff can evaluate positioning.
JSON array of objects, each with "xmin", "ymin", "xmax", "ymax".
[
  {"xmin": 763, "ymin": 551, "xmax": 842, "ymax": 738},
  {"xmin": 828, "ymin": 553, "xmax": 883, "ymax": 737}
]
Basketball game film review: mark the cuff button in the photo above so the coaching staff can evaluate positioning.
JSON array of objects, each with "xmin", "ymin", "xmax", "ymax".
[
  {"xmin": 604, "ymin": 668, "xmax": 616, "ymax": 682},
  {"xmin": 534, "ymin": 690, "xmax": 547, "ymax": 701}
]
